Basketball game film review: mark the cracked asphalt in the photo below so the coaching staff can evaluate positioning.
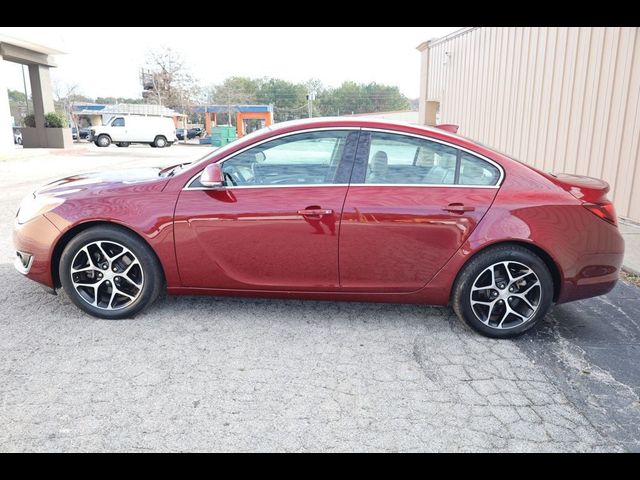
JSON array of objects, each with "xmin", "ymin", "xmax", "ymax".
[{"xmin": 1, "ymin": 144, "xmax": 639, "ymax": 452}]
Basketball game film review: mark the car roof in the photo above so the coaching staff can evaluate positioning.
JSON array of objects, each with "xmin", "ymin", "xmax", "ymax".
[{"xmin": 267, "ymin": 116, "xmax": 463, "ymax": 141}]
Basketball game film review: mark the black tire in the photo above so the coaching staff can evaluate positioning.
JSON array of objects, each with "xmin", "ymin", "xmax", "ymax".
[
  {"xmin": 59, "ymin": 225, "xmax": 164, "ymax": 319},
  {"xmin": 96, "ymin": 134, "xmax": 111, "ymax": 147},
  {"xmin": 452, "ymin": 245, "xmax": 553, "ymax": 339},
  {"xmin": 116, "ymin": 142, "xmax": 130, "ymax": 147},
  {"xmin": 153, "ymin": 136, "xmax": 167, "ymax": 148},
  {"xmin": 149, "ymin": 143, "xmax": 157, "ymax": 148}
]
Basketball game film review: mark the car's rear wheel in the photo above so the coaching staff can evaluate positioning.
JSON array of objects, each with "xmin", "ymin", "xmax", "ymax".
[
  {"xmin": 153, "ymin": 136, "xmax": 167, "ymax": 148},
  {"xmin": 59, "ymin": 226, "xmax": 163, "ymax": 319},
  {"xmin": 96, "ymin": 135, "xmax": 111, "ymax": 147},
  {"xmin": 452, "ymin": 245, "xmax": 553, "ymax": 338}
]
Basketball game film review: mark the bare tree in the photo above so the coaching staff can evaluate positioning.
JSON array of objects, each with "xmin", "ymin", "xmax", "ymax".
[
  {"xmin": 142, "ymin": 47, "xmax": 198, "ymax": 112},
  {"xmin": 53, "ymin": 80, "xmax": 82, "ymax": 138}
]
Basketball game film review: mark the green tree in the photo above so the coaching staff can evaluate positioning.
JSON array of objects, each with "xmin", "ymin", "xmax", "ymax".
[
  {"xmin": 317, "ymin": 81, "xmax": 410, "ymax": 116},
  {"xmin": 206, "ymin": 76, "xmax": 260, "ymax": 105},
  {"xmin": 8, "ymin": 89, "xmax": 33, "ymax": 126},
  {"xmin": 256, "ymin": 78, "xmax": 307, "ymax": 122}
]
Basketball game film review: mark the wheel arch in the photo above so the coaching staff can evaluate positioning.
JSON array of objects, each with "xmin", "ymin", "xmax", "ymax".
[
  {"xmin": 51, "ymin": 220, "xmax": 165, "ymax": 289},
  {"xmin": 453, "ymin": 240, "xmax": 562, "ymax": 302}
]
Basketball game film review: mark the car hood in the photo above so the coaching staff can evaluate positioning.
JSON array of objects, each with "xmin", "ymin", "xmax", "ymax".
[{"xmin": 35, "ymin": 167, "xmax": 167, "ymax": 197}]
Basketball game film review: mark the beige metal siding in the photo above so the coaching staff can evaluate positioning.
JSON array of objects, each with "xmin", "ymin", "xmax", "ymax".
[{"xmin": 420, "ymin": 27, "xmax": 640, "ymax": 222}]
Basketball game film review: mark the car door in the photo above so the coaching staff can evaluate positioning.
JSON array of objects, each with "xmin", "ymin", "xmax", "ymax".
[
  {"xmin": 339, "ymin": 130, "xmax": 502, "ymax": 292},
  {"xmin": 110, "ymin": 117, "xmax": 127, "ymax": 141},
  {"xmin": 174, "ymin": 129, "xmax": 359, "ymax": 290}
]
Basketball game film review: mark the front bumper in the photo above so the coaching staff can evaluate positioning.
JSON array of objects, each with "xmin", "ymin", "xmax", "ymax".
[{"xmin": 12, "ymin": 214, "xmax": 62, "ymax": 289}]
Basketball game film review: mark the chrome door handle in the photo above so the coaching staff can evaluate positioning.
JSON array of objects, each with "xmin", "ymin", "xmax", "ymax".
[
  {"xmin": 443, "ymin": 203, "xmax": 475, "ymax": 213},
  {"xmin": 297, "ymin": 209, "xmax": 334, "ymax": 216}
]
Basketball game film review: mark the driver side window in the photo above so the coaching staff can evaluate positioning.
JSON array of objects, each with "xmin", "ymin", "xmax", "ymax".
[{"xmin": 220, "ymin": 130, "xmax": 350, "ymax": 186}]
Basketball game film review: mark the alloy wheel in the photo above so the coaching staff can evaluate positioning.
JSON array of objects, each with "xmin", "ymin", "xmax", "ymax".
[
  {"xmin": 70, "ymin": 240, "xmax": 144, "ymax": 310},
  {"xmin": 469, "ymin": 261, "xmax": 542, "ymax": 330}
]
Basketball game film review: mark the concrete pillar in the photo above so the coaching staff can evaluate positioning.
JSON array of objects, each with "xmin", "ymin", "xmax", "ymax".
[
  {"xmin": 28, "ymin": 63, "xmax": 55, "ymax": 147},
  {"xmin": 417, "ymin": 42, "xmax": 430, "ymax": 126},
  {"xmin": 0, "ymin": 56, "xmax": 16, "ymax": 151}
]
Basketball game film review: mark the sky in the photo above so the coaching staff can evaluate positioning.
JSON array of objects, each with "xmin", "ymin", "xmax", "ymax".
[{"xmin": 1, "ymin": 27, "xmax": 460, "ymax": 100}]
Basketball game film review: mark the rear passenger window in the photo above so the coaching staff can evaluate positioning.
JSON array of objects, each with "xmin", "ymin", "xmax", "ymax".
[
  {"xmin": 365, "ymin": 132, "xmax": 458, "ymax": 185},
  {"xmin": 364, "ymin": 132, "xmax": 500, "ymax": 186}
]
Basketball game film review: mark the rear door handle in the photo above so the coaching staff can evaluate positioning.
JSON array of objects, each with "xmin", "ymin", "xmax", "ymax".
[
  {"xmin": 297, "ymin": 208, "xmax": 334, "ymax": 216},
  {"xmin": 443, "ymin": 203, "xmax": 475, "ymax": 213}
]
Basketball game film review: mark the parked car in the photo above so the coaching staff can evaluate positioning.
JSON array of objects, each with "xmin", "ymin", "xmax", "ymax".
[
  {"xmin": 90, "ymin": 115, "xmax": 177, "ymax": 148},
  {"xmin": 13, "ymin": 118, "xmax": 624, "ymax": 338},
  {"xmin": 71, "ymin": 127, "xmax": 78, "ymax": 140},
  {"xmin": 79, "ymin": 127, "xmax": 92, "ymax": 140},
  {"xmin": 13, "ymin": 128, "xmax": 22, "ymax": 145},
  {"xmin": 176, "ymin": 127, "xmax": 204, "ymax": 140}
]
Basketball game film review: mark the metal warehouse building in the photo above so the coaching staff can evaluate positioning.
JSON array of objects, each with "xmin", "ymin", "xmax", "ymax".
[{"xmin": 417, "ymin": 27, "xmax": 640, "ymax": 222}]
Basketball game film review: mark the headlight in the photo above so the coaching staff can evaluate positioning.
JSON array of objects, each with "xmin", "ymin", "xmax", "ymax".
[{"xmin": 16, "ymin": 194, "xmax": 65, "ymax": 224}]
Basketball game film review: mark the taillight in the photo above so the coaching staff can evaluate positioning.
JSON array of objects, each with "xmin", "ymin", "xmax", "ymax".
[{"xmin": 583, "ymin": 202, "xmax": 617, "ymax": 226}]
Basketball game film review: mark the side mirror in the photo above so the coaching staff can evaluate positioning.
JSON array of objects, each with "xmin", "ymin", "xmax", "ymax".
[{"xmin": 200, "ymin": 163, "xmax": 225, "ymax": 189}]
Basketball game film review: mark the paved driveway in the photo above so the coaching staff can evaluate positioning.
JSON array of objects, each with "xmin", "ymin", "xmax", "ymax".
[{"xmin": 1, "ymin": 144, "xmax": 638, "ymax": 452}]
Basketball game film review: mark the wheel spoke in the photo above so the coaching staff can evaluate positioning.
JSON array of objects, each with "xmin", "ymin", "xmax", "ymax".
[
  {"xmin": 496, "ymin": 307, "xmax": 510, "ymax": 328},
  {"xmin": 514, "ymin": 293, "xmax": 536, "ymax": 310},
  {"xmin": 114, "ymin": 286, "xmax": 135, "ymax": 300},
  {"xmin": 503, "ymin": 262, "xmax": 513, "ymax": 282},
  {"xmin": 71, "ymin": 265, "xmax": 95, "ymax": 274},
  {"xmin": 521, "ymin": 281, "xmax": 541, "ymax": 296},
  {"xmin": 122, "ymin": 260, "xmax": 140, "ymax": 278},
  {"xmin": 96, "ymin": 242, "xmax": 112, "ymax": 262},
  {"xmin": 107, "ymin": 288, "xmax": 117, "ymax": 309},
  {"xmin": 73, "ymin": 281, "xmax": 101, "ymax": 288}
]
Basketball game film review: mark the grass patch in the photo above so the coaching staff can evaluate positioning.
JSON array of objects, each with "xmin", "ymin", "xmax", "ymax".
[{"xmin": 621, "ymin": 270, "xmax": 640, "ymax": 288}]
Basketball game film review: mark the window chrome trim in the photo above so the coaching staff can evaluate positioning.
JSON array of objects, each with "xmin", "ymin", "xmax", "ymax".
[
  {"xmin": 361, "ymin": 127, "xmax": 505, "ymax": 187},
  {"xmin": 183, "ymin": 127, "xmax": 360, "ymax": 190},
  {"xmin": 182, "ymin": 126, "xmax": 505, "ymax": 190},
  {"xmin": 348, "ymin": 183, "xmax": 499, "ymax": 189}
]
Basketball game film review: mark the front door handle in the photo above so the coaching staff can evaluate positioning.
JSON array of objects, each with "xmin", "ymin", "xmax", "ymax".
[
  {"xmin": 443, "ymin": 203, "xmax": 475, "ymax": 213},
  {"xmin": 297, "ymin": 208, "xmax": 334, "ymax": 216}
]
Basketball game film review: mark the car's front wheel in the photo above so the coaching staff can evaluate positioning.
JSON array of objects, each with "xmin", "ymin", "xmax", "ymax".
[
  {"xmin": 59, "ymin": 226, "xmax": 164, "ymax": 319},
  {"xmin": 452, "ymin": 245, "xmax": 553, "ymax": 338},
  {"xmin": 96, "ymin": 134, "xmax": 111, "ymax": 147}
]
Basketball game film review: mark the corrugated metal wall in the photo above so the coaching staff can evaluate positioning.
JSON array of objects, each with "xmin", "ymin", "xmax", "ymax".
[{"xmin": 420, "ymin": 27, "xmax": 640, "ymax": 222}]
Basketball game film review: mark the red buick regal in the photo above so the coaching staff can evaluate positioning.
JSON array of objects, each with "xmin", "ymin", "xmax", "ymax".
[{"xmin": 13, "ymin": 118, "xmax": 624, "ymax": 338}]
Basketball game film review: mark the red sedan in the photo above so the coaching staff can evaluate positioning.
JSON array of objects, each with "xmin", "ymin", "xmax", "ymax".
[{"xmin": 13, "ymin": 118, "xmax": 624, "ymax": 338}]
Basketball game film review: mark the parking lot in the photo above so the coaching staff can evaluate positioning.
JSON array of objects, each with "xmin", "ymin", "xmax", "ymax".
[{"xmin": 1, "ymin": 144, "xmax": 639, "ymax": 452}]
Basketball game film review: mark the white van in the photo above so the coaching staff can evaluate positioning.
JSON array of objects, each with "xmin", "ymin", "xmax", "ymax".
[{"xmin": 91, "ymin": 115, "xmax": 178, "ymax": 148}]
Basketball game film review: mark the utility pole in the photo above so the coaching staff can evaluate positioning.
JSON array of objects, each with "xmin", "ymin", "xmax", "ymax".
[{"xmin": 307, "ymin": 91, "xmax": 316, "ymax": 118}]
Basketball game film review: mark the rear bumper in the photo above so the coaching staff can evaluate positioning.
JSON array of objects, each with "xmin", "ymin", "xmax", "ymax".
[
  {"xmin": 557, "ymin": 247, "xmax": 625, "ymax": 304},
  {"xmin": 12, "ymin": 214, "xmax": 61, "ymax": 289}
]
